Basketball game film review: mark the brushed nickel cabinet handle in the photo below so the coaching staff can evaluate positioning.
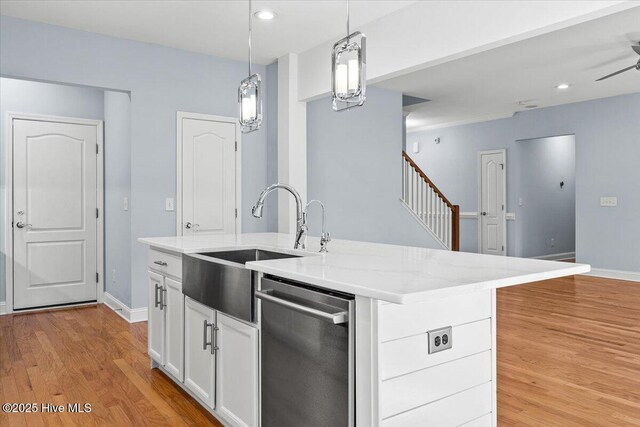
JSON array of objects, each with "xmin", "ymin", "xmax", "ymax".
[
  {"xmin": 153, "ymin": 260, "xmax": 168, "ymax": 266},
  {"xmin": 154, "ymin": 283, "xmax": 161, "ymax": 308}
]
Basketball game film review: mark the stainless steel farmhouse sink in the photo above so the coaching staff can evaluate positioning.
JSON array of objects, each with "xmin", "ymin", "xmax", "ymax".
[{"xmin": 182, "ymin": 249, "xmax": 301, "ymax": 323}]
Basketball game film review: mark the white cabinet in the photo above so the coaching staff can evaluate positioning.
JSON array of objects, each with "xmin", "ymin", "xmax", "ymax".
[
  {"xmin": 146, "ymin": 247, "xmax": 259, "ymax": 426},
  {"xmin": 164, "ymin": 277, "xmax": 184, "ymax": 380},
  {"xmin": 184, "ymin": 297, "xmax": 217, "ymax": 409},
  {"xmin": 148, "ymin": 267, "xmax": 184, "ymax": 382},
  {"xmin": 148, "ymin": 271, "xmax": 164, "ymax": 364},
  {"xmin": 216, "ymin": 312, "xmax": 259, "ymax": 427}
]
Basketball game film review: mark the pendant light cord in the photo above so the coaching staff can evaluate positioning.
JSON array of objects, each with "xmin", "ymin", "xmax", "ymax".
[
  {"xmin": 346, "ymin": 0, "xmax": 350, "ymax": 40},
  {"xmin": 248, "ymin": 0, "xmax": 252, "ymax": 76}
]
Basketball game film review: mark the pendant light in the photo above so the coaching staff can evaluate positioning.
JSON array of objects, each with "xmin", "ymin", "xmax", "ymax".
[
  {"xmin": 239, "ymin": 0, "xmax": 262, "ymax": 133},
  {"xmin": 331, "ymin": 0, "xmax": 366, "ymax": 111}
]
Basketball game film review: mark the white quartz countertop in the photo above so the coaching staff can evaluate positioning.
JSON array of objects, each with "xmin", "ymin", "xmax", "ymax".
[{"xmin": 138, "ymin": 233, "xmax": 590, "ymax": 304}]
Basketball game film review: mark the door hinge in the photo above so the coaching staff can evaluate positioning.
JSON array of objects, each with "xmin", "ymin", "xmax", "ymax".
[
  {"xmin": 96, "ymin": 272, "xmax": 99, "ymax": 283},
  {"xmin": 235, "ymin": 208, "xmax": 238, "ymax": 218},
  {"xmin": 235, "ymin": 141, "xmax": 238, "ymax": 151},
  {"xmin": 96, "ymin": 208, "xmax": 99, "ymax": 218},
  {"xmin": 96, "ymin": 143, "xmax": 99, "ymax": 154},
  {"xmin": 502, "ymin": 245, "xmax": 505, "ymax": 252},
  {"xmin": 502, "ymin": 204, "xmax": 505, "ymax": 211},
  {"xmin": 500, "ymin": 163, "xmax": 504, "ymax": 170}
]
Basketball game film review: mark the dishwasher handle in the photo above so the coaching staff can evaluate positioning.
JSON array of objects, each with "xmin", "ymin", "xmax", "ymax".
[{"xmin": 256, "ymin": 289, "xmax": 348, "ymax": 325}]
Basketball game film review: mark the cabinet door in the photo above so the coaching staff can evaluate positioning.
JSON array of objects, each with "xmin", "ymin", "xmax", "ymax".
[
  {"xmin": 164, "ymin": 277, "xmax": 184, "ymax": 381},
  {"xmin": 148, "ymin": 271, "xmax": 165, "ymax": 364},
  {"xmin": 184, "ymin": 297, "xmax": 216, "ymax": 409},
  {"xmin": 216, "ymin": 313, "xmax": 258, "ymax": 427}
]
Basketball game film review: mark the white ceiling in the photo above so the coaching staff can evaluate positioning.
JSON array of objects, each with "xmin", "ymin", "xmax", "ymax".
[
  {"xmin": 375, "ymin": 6, "xmax": 640, "ymax": 131},
  {"xmin": 0, "ymin": 0, "xmax": 415, "ymax": 65}
]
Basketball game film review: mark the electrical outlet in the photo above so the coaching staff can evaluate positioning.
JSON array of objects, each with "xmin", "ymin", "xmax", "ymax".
[
  {"xmin": 600, "ymin": 197, "xmax": 617, "ymax": 207},
  {"xmin": 112, "ymin": 269, "xmax": 116, "ymax": 284},
  {"xmin": 165, "ymin": 198, "xmax": 175, "ymax": 211},
  {"xmin": 427, "ymin": 326, "xmax": 453, "ymax": 354}
]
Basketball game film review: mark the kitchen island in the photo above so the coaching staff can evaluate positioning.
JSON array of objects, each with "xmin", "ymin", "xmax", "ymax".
[{"xmin": 139, "ymin": 233, "xmax": 589, "ymax": 427}]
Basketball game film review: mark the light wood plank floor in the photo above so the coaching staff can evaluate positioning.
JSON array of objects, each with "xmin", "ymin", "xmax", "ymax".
[
  {"xmin": 1, "ymin": 274, "xmax": 638, "ymax": 426},
  {"xmin": 0, "ymin": 304, "xmax": 222, "ymax": 427},
  {"xmin": 497, "ymin": 275, "xmax": 640, "ymax": 426}
]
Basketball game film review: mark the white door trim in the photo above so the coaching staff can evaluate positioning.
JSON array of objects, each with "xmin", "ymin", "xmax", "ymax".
[
  {"xmin": 477, "ymin": 149, "xmax": 507, "ymax": 255},
  {"xmin": 176, "ymin": 111, "xmax": 242, "ymax": 236},
  {"xmin": 3, "ymin": 112, "xmax": 104, "ymax": 314}
]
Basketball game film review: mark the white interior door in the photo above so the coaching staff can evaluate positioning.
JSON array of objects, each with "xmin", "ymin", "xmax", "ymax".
[
  {"xmin": 479, "ymin": 150, "xmax": 506, "ymax": 255},
  {"xmin": 181, "ymin": 117, "xmax": 236, "ymax": 236},
  {"xmin": 12, "ymin": 119, "xmax": 99, "ymax": 309}
]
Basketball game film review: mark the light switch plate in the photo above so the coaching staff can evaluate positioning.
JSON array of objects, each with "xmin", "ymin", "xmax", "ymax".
[
  {"xmin": 123, "ymin": 197, "xmax": 129, "ymax": 211},
  {"xmin": 427, "ymin": 326, "xmax": 453, "ymax": 354},
  {"xmin": 165, "ymin": 198, "xmax": 175, "ymax": 211},
  {"xmin": 600, "ymin": 196, "xmax": 617, "ymax": 207}
]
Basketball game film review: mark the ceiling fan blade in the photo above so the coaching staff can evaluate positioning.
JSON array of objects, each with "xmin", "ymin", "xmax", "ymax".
[
  {"xmin": 596, "ymin": 64, "xmax": 637, "ymax": 81},
  {"xmin": 633, "ymin": 45, "xmax": 640, "ymax": 55}
]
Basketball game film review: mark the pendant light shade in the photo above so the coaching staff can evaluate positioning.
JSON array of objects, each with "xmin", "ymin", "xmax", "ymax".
[
  {"xmin": 331, "ymin": 0, "xmax": 366, "ymax": 111},
  {"xmin": 239, "ymin": 74, "xmax": 262, "ymax": 132},
  {"xmin": 239, "ymin": 0, "xmax": 262, "ymax": 133}
]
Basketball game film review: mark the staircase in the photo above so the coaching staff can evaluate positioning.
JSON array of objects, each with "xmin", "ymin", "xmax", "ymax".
[{"xmin": 401, "ymin": 151, "xmax": 460, "ymax": 251}]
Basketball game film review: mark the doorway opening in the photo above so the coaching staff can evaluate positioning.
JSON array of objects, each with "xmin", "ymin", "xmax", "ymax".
[
  {"xmin": 1, "ymin": 77, "xmax": 131, "ymax": 313},
  {"xmin": 515, "ymin": 134, "xmax": 576, "ymax": 261}
]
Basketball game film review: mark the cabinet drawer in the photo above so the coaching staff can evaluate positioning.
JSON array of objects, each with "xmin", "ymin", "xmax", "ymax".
[
  {"xmin": 382, "ymin": 382, "xmax": 492, "ymax": 427},
  {"xmin": 148, "ymin": 249, "xmax": 182, "ymax": 279},
  {"xmin": 380, "ymin": 350, "xmax": 492, "ymax": 419}
]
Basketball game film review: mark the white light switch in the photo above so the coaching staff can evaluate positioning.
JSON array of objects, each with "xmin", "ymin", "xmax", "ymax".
[
  {"xmin": 123, "ymin": 197, "xmax": 129, "ymax": 211},
  {"xmin": 165, "ymin": 198, "xmax": 175, "ymax": 211},
  {"xmin": 412, "ymin": 142, "xmax": 420, "ymax": 153},
  {"xmin": 600, "ymin": 197, "xmax": 617, "ymax": 207}
]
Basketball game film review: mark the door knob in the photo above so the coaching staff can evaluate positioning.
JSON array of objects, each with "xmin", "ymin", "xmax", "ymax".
[
  {"xmin": 185, "ymin": 222, "xmax": 192, "ymax": 229},
  {"xmin": 481, "ymin": 212, "xmax": 487, "ymax": 216},
  {"xmin": 16, "ymin": 221, "xmax": 32, "ymax": 229}
]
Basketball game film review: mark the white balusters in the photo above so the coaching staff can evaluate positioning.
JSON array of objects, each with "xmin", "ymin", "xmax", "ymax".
[{"xmin": 401, "ymin": 156, "xmax": 456, "ymax": 250}]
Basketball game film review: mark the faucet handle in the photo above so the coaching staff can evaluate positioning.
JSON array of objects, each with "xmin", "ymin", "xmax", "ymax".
[{"xmin": 319, "ymin": 232, "xmax": 331, "ymax": 253}]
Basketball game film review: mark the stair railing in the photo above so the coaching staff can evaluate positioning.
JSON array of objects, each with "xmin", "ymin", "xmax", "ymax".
[{"xmin": 402, "ymin": 151, "xmax": 460, "ymax": 251}]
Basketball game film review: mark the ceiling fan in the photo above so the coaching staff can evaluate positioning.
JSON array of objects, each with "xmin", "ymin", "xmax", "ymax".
[{"xmin": 596, "ymin": 43, "xmax": 640, "ymax": 81}]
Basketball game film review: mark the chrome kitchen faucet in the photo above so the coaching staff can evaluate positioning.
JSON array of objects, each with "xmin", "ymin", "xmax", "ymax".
[{"xmin": 252, "ymin": 183, "xmax": 307, "ymax": 249}]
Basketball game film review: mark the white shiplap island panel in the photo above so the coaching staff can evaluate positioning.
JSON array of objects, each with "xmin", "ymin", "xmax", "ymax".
[{"xmin": 139, "ymin": 233, "xmax": 590, "ymax": 426}]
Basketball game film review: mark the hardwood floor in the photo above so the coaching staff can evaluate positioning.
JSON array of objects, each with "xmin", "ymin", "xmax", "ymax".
[
  {"xmin": 1, "ymin": 274, "xmax": 638, "ymax": 426},
  {"xmin": 497, "ymin": 274, "xmax": 640, "ymax": 426},
  {"xmin": 0, "ymin": 304, "xmax": 222, "ymax": 427}
]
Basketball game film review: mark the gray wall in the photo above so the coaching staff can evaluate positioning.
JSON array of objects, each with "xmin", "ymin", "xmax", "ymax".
[
  {"xmin": 306, "ymin": 86, "xmax": 441, "ymax": 249},
  {"xmin": 265, "ymin": 61, "xmax": 279, "ymax": 231},
  {"xmin": 516, "ymin": 135, "xmax": 575, "ymax": 258},
  {"xmin": 408, "ymin": 92, "xmax": 640, "ymax": 272},
  {"xmin": 104, "ymin": 91, "xmax": 132, "ymax": 306},
  {"xmin": 0, "ymin": 77, "xmax": 105, "ymax": 303},
  {"xmin": 1, "ymin": 16, "xmax": 277, "ymax": 308}
]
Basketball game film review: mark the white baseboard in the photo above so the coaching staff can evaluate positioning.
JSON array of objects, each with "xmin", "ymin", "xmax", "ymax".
[
  {"xmin": 532, "ymin": 251, "xmax": 576, "ymax": 261},
  {"xmin": 584, "ymin": 268, "xmax": 640, "ymax": 283},
  {"xmin": 103, "ymin": 292, "xmax": 148, "ymax": 323},
  {"xmin": 0, "ymin": 301, "xmax": 6, "ymax": 315}
]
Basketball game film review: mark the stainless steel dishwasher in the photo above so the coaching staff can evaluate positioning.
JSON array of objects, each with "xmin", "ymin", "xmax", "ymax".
[{"xmin": 256, "ymin": 276, "xmax": 355, "ymax": 427}]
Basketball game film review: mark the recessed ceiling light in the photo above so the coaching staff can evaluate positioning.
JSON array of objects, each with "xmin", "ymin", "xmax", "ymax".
[
  {"xmin": 556, "ymin": 83, "xmax": 570, "ymax": 90},
  {"xmin": 254, "ymin": 10, "xmax": 276, "ymax": 20}
]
